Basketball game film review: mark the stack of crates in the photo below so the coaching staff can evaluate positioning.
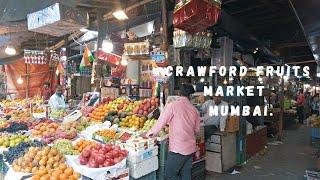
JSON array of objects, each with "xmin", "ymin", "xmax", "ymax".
[
  {"xmin": 191, "ymin": 160, "xmax": 205, "ymax": 180},
  {"xmin": 311, "ymin": 128, "xmax": 320, "ymax": 148},
  {"xmin": 157, "ymin": 139, "xmax": 168, "ymax": 180}
]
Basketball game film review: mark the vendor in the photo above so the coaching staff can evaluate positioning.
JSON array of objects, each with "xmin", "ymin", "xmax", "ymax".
[
  {"xmin": 41, "ymin": 82, "xmax": 52, "ymax": 101},
  {"xmin": 202, "ymin": 93, "xmax": 228, "ymax": 139},
  {"xmin": 146, "ymin": 84, "xmax": 200, "ymax": 180},
  {"xmin": 48, "ymin": 85, "xmax": 68, "ymax": 110}
]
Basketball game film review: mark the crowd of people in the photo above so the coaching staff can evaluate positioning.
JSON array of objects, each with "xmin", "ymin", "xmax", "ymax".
[{"xmin": 295, "ymin": 89, "xmax": 320, "ymax": 123}]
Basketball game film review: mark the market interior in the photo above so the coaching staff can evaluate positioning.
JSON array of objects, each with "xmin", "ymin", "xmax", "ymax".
[{"xmin": 0, "ymin": 0, "xmax": 319, "ymax": 180}]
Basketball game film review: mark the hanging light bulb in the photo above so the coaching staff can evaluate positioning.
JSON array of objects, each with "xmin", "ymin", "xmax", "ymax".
[
  {"xmin": 17, "ymin": 76, "xmax": 23, "ymax": 84},
  {"xmin": 121, "ymin": 58, "xmax": 128, "ymax": 66},
  {"xmin": 112, "ymin": 10, "xmax": 128, "ymax": 20},
  {"xmin": 102, "ymin": 39, "xmax": 113, "ymax": 53},
  {"xmin": 5, "ymin": 45, "xmax": 16, "ymax": 56},
  {"xmin": 223, "ymin": 79, "xmax": 228, "ymax": 85}
]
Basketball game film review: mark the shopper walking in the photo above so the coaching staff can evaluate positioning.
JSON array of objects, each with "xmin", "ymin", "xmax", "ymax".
[
  {"xmin": 146, "ymin": 84, "xmax": 200, "ymax": 180},
  {"xmin": 296, "ymin": 89, "xmax": 305, "ymax": 124},
  {"xmin": 311, "ymin": 94, "xmax": 320, "ymax": 115}
]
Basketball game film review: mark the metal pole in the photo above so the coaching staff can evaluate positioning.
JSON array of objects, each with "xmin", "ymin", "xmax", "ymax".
[{"xmin": 26, "ymin": 63, "xmax": 29, "ymax": 98}]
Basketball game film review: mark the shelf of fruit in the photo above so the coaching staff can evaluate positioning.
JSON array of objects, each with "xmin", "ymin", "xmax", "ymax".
[
  {"xmin": 78, "ymin": 144, "xmax": 128, "ymax": 168},
  {"xmin": 0, "ymin": 134, "xmax": 29, "ymax": 148},
  {"xmin": 86, "ymin": 97, "xmax": 159, "ymax": 123},
  {"xmin": 93, "ymin": 129, "xmax": 117, "ymax": 143},
  {"xmin": 0, "ymin": 96, "xmax": 166, "ymax": 180}
]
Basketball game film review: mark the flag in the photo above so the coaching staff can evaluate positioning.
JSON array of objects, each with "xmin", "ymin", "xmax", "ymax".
[{"xmin": 80, "ymin": 47, "xmax": 95, "ymax": 69}]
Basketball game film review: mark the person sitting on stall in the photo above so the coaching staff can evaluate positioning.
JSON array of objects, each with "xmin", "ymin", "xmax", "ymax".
[
  {"xmin": 49, "ymin": 85, "xmax": 68, "ymax": 110},
  {"xmin": 146, "ymin": 84, "xmax": 200, "ymax": 180},
  {"xmin": 201, "ymin": 92, "xmax": 228, "ymax": 140},
  {"xmin": 41, "ymin": 82, "xmax": 52, "ymax": 101}
]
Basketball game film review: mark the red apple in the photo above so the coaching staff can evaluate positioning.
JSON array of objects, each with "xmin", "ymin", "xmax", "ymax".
[
  {"xmin": 79, "ymin": 156, "xmax": 88, "ymax": 165},
  {"xmin": 88, "ymin": 158, "xmax": 99, "ymax": 168},
  {"xmin": 143, "ymin": 111, "xmax": 148, "ymax": 116},
  {"xmin": 96, "ymin": 154, "xmax": 106, "ymax": 164}
]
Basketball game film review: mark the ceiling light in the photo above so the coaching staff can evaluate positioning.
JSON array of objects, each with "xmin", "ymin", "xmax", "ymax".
[
  {"xmin": 200, "ymin": 78, "xmax": 205, "ymax": 83},
  {"xmin": 253, "ymin": 50, "xmax": 257, "ymax": 54},
  {"xmin": 317, "ymin": 73, "xmax": 320, "ymax": 77},
  {"xmin": 223, "ymin": 79, "xmax": 228, "ymax": 85},
  {"xmin": 5, "ymin": 45, "xmax": 16, "ymax": 56},
  {"xmin": 120, "ymin": 58, "xmax": 128, "ymax": 66},
  {"xmin": 113, "ymin": 10, "xmax": 128, "ymax": 20},
  {"xmin": 102, "ymin": 39, "xmax": 113, "ymax": 53},
  {"xmin": 17, "ymin": 76, "xmax": 23, "ymax": 84}
]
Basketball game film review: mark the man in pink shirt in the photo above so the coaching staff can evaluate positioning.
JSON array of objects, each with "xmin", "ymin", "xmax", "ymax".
[{"xmin": 146, "ymin": 84, "xmax": 200, "ymax": 180}]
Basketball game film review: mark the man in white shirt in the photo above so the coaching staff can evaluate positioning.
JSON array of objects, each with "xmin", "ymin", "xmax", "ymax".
[
  {"xmin": 201, "ymin": 95, "xmax": 228, "ymax": 139},
  {"xmin": 49, "ymin": 85, "xmax": 68, "ymax": 110}
]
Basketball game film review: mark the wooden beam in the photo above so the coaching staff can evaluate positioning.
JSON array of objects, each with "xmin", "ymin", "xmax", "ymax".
[
  {"xmin": 49, "ymin": 31, "xmax": 83, "ymax": 50},
  {"xmin": 161, "ymin": 0, "xmax": 168, "ymax": 50},
  {"xmin": 103, "ymin": 0, "xmax": 156, "ymax": 21},
  {"xmin": 0, "ymin": 21, "xmax": 28, "ymax": 35},
  {"xmin": 274, "ymin": 42, "xmax": 309, "ymax": 49}
]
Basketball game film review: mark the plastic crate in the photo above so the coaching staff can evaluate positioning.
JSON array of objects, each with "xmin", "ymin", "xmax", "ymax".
[
  {"xmin": 312, "ymin": 128, "xmax": 320, "ymax": 138},
  {"xmin": 158, "ymin": 139, "xmax": 168, "ymax": 166},
  {"xmin": 130, "ymin": 171, "xmax": 156, "ymax": 180}
]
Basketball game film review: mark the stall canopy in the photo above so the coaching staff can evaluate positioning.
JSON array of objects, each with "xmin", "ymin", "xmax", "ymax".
[{"xmin": 4, "ymin": 59, "xmax": 57, "ymax": 98}]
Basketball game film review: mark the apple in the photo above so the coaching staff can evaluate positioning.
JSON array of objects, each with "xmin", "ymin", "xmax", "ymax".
[
  {"xmin": 88, "ymin": 158, "xmax": 98, "ymax": 168},
  {"xmin": 96, "ymin": 154, "xmax": 106, "ymax": 164},
  {"xmin": 79, "ymin": 156, "xmax": 88, "ymax": 165},
  {"xmin": 143, "ymin": 111, "xmax": 148, "ymax": 116},
  {"xmin": 82, "ymin": 147, "xmax": 91, "ymax": 158}
]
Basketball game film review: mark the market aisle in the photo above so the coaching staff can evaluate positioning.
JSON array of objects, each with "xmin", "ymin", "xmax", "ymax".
[{"xmin": 205, "ymin": 125, "xmax": 316, "ymax": 180}]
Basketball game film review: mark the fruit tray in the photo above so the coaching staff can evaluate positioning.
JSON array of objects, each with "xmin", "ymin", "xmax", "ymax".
[
  {"xmin": 127, "ymin": 146, "xmax": 158, "ymax": 164},
  {"xmin": 66, "ymin": 154, "xmax": 127, "ymax": 180}
]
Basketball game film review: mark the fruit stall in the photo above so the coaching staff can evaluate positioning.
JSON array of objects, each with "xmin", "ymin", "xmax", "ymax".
[{"xmin": 0, "ymin": 96, "xmax": 169, "ymax": 180}]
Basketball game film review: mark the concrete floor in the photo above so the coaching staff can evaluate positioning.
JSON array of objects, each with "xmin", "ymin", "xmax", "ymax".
[{"xmin": 205, "ymin": 125, "xmax": 317, "ymax": 180}]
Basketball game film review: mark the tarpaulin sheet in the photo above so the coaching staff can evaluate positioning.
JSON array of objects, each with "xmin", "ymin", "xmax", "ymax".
[{"xmin": 4, "ymin": 59, "xmax": 57, "ymax": 98}]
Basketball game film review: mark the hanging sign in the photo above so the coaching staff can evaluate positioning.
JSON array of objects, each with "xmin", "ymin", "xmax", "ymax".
[{"xmin": 24, "ymin": 50, "xmax": 47, "ymax": 64}]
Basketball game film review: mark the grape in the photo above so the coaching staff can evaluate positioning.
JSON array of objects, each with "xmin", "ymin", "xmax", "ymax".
[{"xmin": 3, "ymin": 140, "xmax": 44, "ymax": 164}]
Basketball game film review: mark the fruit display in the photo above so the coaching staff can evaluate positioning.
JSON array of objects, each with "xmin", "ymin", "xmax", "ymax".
[
  {"xmin": 32, "ymin": 105, "xmax": 45, "ymax": 113},
  {"xmin": 119, "ymin": 115, "xmax": 146, "ymax": 130},
  {"xmin": 4, "ymin": 140, "xmax": 44, "ymax": 164},
  {"xmin": 50, "ymin": 109, "xmax": 67, "ymax": 119},
  {"xmin": 12, "ymin": 146, "xmax": 66, "ymax": 173},
  {"xmin": 53, "ymin": 139, "xmax": 79, "ymax": 155},
  {"xmin": 140, "ymin": 118, "xmax": 157, "ymax": 132},
  {"xmin": 79, "ymin": 144, "xmax": 128, "ymax": 168},
  {"xmin": 93, "ymin": 129, "xmax": 117, "ymax": 142},
  {"xmin": 9, "ymin": 109, "xmax": 31, "ymax": 120},
  {"xmin": 74, "ymin": 139, "xmax": 97, "ymax": 152},
  {"xmin": 0, "ymin": 120, "xmax": 9, "ymax": 129},
  {"xmin": 32, "ymin": 163, "xmax": 81, "ymax": 180},
  {"xmin": 0, "ymin": 134, "xmax": 29, "ymax": 148},
  {"xmin": 55, "ymin": 125, "xmax": 78, "ymax": 140},
  {"xmin": 0, "ymin": 121, "xmax": 29, "ymax": 133},
  {"xmin": 132, "ymin": 97, "xmax": 159, "ymax": 116},
  {"xmin": 310, "ymin": 115, "xmax": 320, "ymax": 128},
  {"xmin": 31, "ymin": 121, "xmax": 59, "ymax": 138},
  {"xmin": 81, "ymin": 106, "xmax": 94, "ymax": 117},
  {"xmin": 117, "ymin": 132, "xmax": 133, "ymax": 142}
]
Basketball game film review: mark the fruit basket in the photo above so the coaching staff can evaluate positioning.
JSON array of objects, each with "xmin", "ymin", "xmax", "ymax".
[{"xmin": 173, "ymin": 0, "xmax": 222, "ymax": 33}]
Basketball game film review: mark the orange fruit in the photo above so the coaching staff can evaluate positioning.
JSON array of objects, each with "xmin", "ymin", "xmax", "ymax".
[
  {"xmin": 32, "ymin": 175, "xmax": 41, "ymax": 180},
  {"xmin": 59, "ymin": 173, "xmax": 68, "ymax": 180},
  {"xmin": 64, "ymin": 167, "xmax": 73, "ymax": 176},
  {"xmin": 59, "ymin": 164, "xmax": 67, "ymax": 171},
  {"xmin": 73, "ymin": 172, "xmax": 81, "ymax": 179}
]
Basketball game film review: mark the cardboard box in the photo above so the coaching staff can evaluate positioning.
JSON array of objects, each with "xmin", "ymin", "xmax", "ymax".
[
  {"xmin": 225, "ymin": 116, "xmax": 239, "ymax": 133},
  {"xmin": 105, "ymin": 168, "xmax": 129, "ymax": 180}
]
